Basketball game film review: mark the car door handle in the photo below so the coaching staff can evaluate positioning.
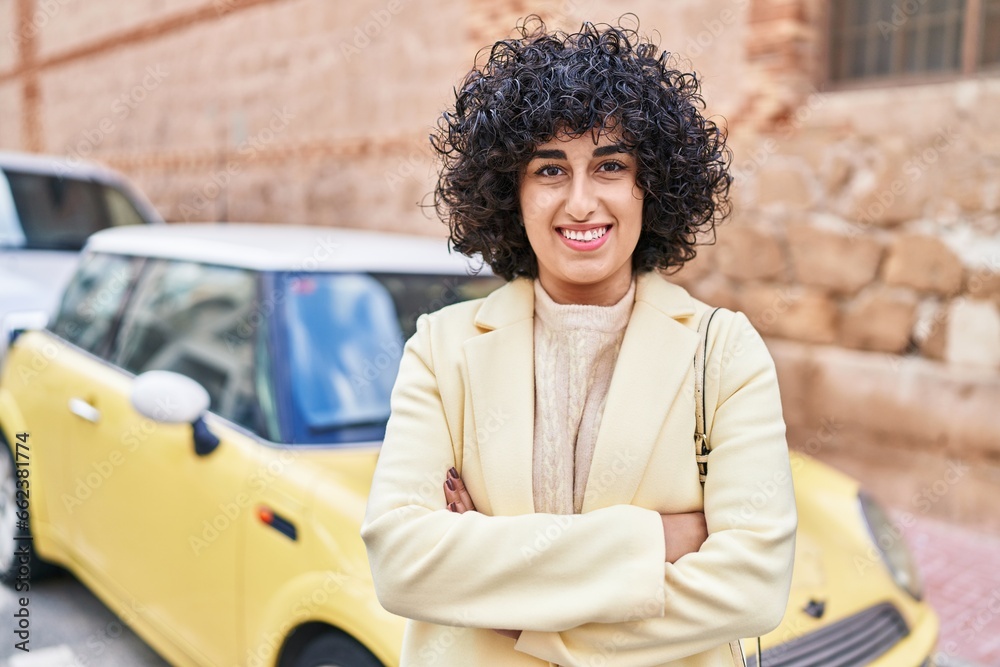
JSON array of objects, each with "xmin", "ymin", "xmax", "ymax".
[{"xmin": 69, "ymin": 398, "xmax": 101, "ymax": 423}]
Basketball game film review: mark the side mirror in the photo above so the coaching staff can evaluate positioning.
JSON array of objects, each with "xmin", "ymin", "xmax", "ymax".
[{"xmin": 130, "ymin": 370, "xmax": 220, "ymax": 456}]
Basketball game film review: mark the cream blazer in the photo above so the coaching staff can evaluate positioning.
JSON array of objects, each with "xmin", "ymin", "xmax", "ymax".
[{"xmin": 361, "ymin": 271, "xmax": 797, "ymax": 667}]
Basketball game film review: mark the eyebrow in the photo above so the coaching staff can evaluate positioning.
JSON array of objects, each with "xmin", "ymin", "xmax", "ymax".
[
  {"xmin": 594, "ymin": 144, "xmax": 628, "ymax": 157},
  {"xmin": 529, "ymin": 144, "xmax": 629, "ymax": 160}
]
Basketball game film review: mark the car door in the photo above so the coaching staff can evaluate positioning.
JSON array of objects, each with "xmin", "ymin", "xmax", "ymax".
[
  {"xmin": 64, "ymin": 257, "xmax": 264, "ymax": 666},
  {"xmin": 15, "ymin": 251, "xmax": 143, "ymax": 553}
]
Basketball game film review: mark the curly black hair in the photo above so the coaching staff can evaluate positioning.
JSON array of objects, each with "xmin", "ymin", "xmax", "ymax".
[{"xmin": 430, "ymin": 15, "xmax": 732, "ymax": 281}]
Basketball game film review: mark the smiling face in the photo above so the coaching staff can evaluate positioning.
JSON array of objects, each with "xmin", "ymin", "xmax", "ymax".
[{"xmin": 518, "ymin": 130, "xmax": 644, "ymax": 305}]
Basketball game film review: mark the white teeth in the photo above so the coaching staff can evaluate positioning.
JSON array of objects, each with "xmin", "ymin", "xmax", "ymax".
[{"xmin": 560, "ymin": 226, "xmax": 608, "ymax": 242}]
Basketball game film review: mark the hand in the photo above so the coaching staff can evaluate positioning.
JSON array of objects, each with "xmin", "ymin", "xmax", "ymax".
[
  {"xmin": 443, "ymin": 466, "xmax": 477, "ymax": 513},
  {"xmin": 443, "ymin": 467, "xmax": 522, "ymax": 641},
  {"xmin": 660, "ymin": 511, "xmax": 708, "ymax": 563}
]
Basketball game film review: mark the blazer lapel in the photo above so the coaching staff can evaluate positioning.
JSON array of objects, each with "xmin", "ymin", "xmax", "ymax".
[
  {"xmin": 463, "ymin": 278, "xmax": 536, "ymax": 516},
  {"xmin": 581, "ymin": 272, "xmax": 699, "ymax": 513},
  {"xmin": 461, "ymin": 272, "xmax": 700, "ymax": 516}
]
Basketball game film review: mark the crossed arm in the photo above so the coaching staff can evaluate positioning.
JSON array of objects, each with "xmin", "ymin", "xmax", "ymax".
[{"xmin": 442, "ymin": 467, "xmax": 710, "ymax": 641}]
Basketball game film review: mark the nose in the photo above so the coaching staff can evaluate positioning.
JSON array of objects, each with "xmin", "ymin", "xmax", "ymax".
[{"xmin": 563, "ymin": 174, "xmax": 598, "ymax": 221}]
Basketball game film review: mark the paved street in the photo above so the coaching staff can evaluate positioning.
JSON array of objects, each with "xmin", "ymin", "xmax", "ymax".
[
  {"xmin": 901, "ymin": 514, "xmax": 1000, "ymax": 667},
  {"xmin": 0, "ymin": 570, "xmax": 167, "ymax": 667},
  {"xmin": 0, "ymin": 513, "xmax": 996, "ymax": 667}
]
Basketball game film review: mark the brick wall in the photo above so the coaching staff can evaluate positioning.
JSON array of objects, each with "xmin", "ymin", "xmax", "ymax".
[
  {"xmin": 1, "ymin": 0, "xmax": 750, "ymax": 230},
  {"xmin": 2, "ymin": 0, "xmax": 999, "ymax": 530}
]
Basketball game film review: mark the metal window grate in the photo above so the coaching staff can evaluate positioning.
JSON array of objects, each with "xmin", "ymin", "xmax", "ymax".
[
  {"xmin": 744, "ymin": 602, "xmax": 910, "ymax": 667},
  {"xmin": 982, "ymin": 0, "xmax": 1000, "ymax": 66},
  {"xmin": 830, "ymin": 0, "xmax": 970, "ymax": 82}
]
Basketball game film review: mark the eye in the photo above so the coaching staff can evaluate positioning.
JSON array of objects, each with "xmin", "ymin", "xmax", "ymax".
[
  {"xmin": 534, "ymin": 164, "xmax": 564, "ymax": 177},
  {"xmin": 598, "ymin": 160, "xmax": 628, "ymax": 173}
]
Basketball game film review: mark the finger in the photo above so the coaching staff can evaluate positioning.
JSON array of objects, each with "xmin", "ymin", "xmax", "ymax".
[
  {"xmin": 450, "ymin": 472, "xmax": 477, "ymax": 512},
  {"xmin": 443, "ymin": 478, "xmax": 460, "ymax": 507}
]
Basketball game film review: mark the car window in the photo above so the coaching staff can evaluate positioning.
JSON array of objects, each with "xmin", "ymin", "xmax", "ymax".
[
  {"xmin": 275, "ymin": 271, "xmax": 502, "ymax": 445},
  {"xmin": 112, "ymin": 260, "xmax": 264, "ymax": 436},
  {"xmin": 278, "ymin": 273, "xmax": 402, "ymax": 444},
  {"xmin": 49, "ymin": 252, "xmax": 143, "ymax": 359},
  {"xmin": 103, "ymin": 185, "xmax": 146, "ymax": 228},
  {"xmin": 372, "ymin": 272, "xmax": 503, "ymax": 340},
  {"xmin": 0, "ymin": 171, "xmax": 21, "ymax": 246},
  {"xmin": 3, "ymin": 170, "xmax": 146, "ymax": 250}
]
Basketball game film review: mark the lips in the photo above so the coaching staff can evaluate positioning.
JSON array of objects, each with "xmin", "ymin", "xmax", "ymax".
[
  {"xmin": 557, "ymin": 224, "xmax": 612, "ymax": 242},
  {"xmin": 555, "ymin": 224, "xmax": 612, "ymax": 251}
]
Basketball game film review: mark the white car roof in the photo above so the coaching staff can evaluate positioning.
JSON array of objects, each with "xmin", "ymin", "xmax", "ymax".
[
  {"xmin": 0, "ymin": 150, "xmax": 124, "ymax": 183},
  {"xmin": 85, "ymin": 223, "xmax": 491, "ymax": 275}
]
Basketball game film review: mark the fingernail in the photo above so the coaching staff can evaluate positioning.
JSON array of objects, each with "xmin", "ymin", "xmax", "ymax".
[
  {"xmin": 449, "ymin": 502, "xmax": 458, "ymax": 512},
  {"xmin": 449, "ymin": 467, "xmax": 459, "ymax": 479},
  {"xmin": 446, "ymin": 478, "xmax": 455, "ymax": 491}
]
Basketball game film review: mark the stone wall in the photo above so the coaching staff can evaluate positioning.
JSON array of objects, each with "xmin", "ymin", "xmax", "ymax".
[
  {"xmin": 671, "ymin": 0, "xmax": 1000, "ymax": 533},
  {"xmin": 2, "ymin": 0, "xmax": 999, "ymax": 531}
]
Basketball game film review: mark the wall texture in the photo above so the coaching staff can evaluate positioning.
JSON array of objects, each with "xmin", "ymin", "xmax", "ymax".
[{"xmin": 2, "ymin": 0, "xmax": 999, "ymax": 531}]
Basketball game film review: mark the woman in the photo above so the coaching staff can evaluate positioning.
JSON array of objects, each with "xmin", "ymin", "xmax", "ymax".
[{"xmin": 361, "ymin": 17, "xmax": 796, "ymax": 667}]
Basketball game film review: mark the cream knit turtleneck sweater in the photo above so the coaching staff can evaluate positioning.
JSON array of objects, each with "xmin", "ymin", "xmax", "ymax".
[{"xmin": 532, "ymin": 277, "xmax": 637, "ymax": 515}]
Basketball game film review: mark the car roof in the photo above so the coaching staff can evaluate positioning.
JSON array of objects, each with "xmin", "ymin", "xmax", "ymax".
[
  {"xmin": 86, "ymin": 223, "xmax": 491, "ymax": 274},
  {"xmin": 0, "ymin": 150, "xmax": 126, "ymax": 183}
]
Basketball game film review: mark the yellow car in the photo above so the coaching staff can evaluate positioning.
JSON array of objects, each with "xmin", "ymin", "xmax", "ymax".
[{"xmin": 0, "ymin": 224, "xmax": 937, "ymax": 666}]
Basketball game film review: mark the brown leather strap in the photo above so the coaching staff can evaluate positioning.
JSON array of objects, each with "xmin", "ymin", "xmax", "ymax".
[
  {"xmin": 694, "ymin": 308, "xmax": 752, "ymax": 667},
  {"xmin": 694, "ymin": 307, "xmax": 720, "ymax": 487}
]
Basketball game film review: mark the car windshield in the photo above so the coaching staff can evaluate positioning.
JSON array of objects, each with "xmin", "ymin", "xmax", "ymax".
[
  {"xmin": 276, "ymin": 271, "xmax": 502, "ymax": 445},
  {"xmin": 0, "ymin": 169, "xmax": 147, "ymax": 250}
]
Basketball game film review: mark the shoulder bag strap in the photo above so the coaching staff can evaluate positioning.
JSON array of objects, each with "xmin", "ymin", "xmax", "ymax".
[
  {"xmin": 693, "ymin": 307, "xmax": 757, "ymax": 667},
  {"xmin": 694, "ymin": 307, "xmax": 719, "ymax": 487}
]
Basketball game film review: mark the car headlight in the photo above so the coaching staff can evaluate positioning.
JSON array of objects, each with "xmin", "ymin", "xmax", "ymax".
[{"xmin": 858, "ymin": 491, "xmax": 923, "ymax": 600}]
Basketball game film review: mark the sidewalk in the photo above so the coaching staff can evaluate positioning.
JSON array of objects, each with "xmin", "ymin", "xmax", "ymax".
[{"xmin": 900, "ymin": 513, "xmax": 1000, "ymax": 667}]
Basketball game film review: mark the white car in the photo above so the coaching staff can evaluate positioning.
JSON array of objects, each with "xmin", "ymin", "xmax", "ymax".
[{"xmin": 0, "ymin": 150, "xmax": 161, "ymax": 359}]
